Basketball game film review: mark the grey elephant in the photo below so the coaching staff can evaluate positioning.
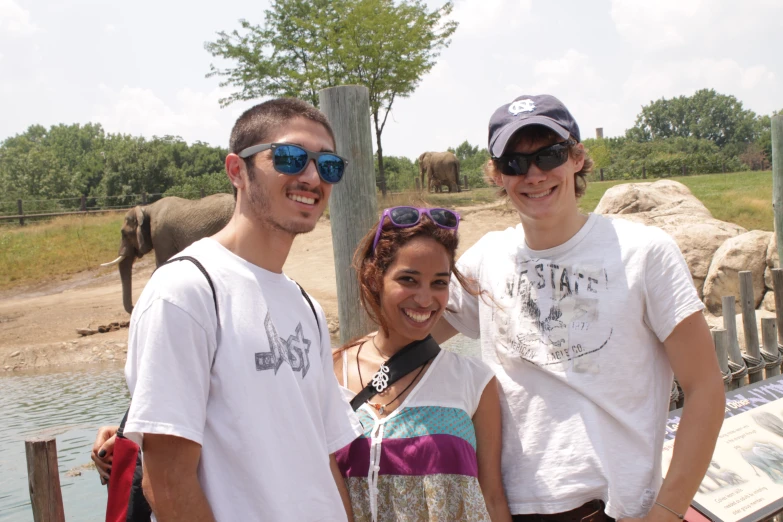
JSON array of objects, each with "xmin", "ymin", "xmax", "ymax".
[
  {"xmin": 418, "ymin": 151, "xmax": 461, "ymax": 193},
  {"xmin": 100, "ymin": 193, "xmax": 235, "ymax": 313}
]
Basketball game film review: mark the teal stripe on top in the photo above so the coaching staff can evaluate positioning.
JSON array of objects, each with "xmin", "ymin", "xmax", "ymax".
[{"xmin": 356, "ymin": 406, "xmax": 476, "ymax": 449}]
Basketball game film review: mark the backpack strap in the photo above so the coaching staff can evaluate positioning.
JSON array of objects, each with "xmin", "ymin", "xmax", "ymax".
[
  {"xmin": 295, "ymin": 282, "xmax": 321, "ymax": 338},
  {"xmin": 159, "ymin": 256, "xmax": 219, "ymax": 329}
]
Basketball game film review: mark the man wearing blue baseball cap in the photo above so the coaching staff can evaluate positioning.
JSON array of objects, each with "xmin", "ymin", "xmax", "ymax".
[{"xmin": 434, "ymin": 94, "xmax": 724, "ymax": 522}]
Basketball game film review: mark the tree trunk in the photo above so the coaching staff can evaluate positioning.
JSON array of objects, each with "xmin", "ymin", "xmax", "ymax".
[
  {"xmin": 373, "ymin": 115, "xmax": 387, "ymax": 197},
  {"xmin": 120, "ymin": 256, "xmax": 136, "ymax": 314}
]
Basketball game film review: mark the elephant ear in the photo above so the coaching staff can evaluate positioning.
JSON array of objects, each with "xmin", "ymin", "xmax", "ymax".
[{"xmin": 135, "ymin": 206, "xmax": 152, "ymax": 255}]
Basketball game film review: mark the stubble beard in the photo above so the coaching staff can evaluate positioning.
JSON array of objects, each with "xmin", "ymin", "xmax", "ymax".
[{"xmin": 246, "ymin": 168, "xmax": 318, "ymax": 237}]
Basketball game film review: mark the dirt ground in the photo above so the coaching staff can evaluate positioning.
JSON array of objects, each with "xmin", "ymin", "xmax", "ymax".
[{"xmin": 0, "ymin": 206, "xmax": 521, "ymax": 372}]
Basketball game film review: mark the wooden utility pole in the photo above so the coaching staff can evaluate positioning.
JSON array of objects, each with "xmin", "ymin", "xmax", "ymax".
[
  {"xmin": 319, "ymin": 86, "xmax": 378, "ymax": 344},
  {"xmin": 772, "ymin": 115, "xmax": 783, "ymax": 264},
  {"xmin": 25, "ymin": 438, "xmax": 65, "ymax": 522}
]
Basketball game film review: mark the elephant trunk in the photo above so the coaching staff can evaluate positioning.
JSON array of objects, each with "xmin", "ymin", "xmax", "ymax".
[{"xmin": 120, "ymin": 255, "xmax": 136, "ymax": 314}]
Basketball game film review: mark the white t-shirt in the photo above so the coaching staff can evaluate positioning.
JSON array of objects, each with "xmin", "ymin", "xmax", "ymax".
[
  {"xmin": 445, "ymin": 213, "xmax": 704, "ymax": 519},
  {"xmin": 124, "ymin": 238, "xmax": 363, "ymax": 522}
]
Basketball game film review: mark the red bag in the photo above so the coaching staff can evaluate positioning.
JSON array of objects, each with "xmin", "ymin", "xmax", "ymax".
[{"xmin": 105, "ymin": 411, "xmax": 151, "ymax": 522}]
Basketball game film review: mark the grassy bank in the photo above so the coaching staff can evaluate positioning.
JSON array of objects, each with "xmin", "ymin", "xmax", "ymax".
[
  {"xmin": 0, "ymin": 170, "xmax": 772, "ymax": 292},
  {"xmin": 579, "ymin": 171, "xmax": 772, "ymax": 231},
  {"xmin": 0, "ymin": 213, "xmax": 124, "ymax": 290}
]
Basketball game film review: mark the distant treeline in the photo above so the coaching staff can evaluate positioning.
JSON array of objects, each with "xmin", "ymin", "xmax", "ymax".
[
  {"xmin": 1, "ymin": 89, "xmax": 777, "ymax": 207},
  {"xmin": 0, "ymin": 123, "xmax": 231, "ymax": 211}
]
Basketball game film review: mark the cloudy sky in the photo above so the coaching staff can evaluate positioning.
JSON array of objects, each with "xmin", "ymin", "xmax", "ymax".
[{"xmin": 1, "ymin": 0, "xmax": 780, "ymax": 159}]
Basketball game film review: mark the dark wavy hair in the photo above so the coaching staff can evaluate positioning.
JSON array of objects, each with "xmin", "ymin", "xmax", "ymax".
[{"xmin": 351, "ymin": 214, "xmax": 475, "ymax": 339}]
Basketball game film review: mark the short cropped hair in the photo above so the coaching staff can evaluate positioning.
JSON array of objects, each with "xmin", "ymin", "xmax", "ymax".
[
  {"xmin": 483, "ymin": 126, "xmax": 593, "ymax": 199},
  {"xmin": 229, "ymin": 98, "xmax": 336, "ymax": 154},
  {"xmin": 227, "ymin": 98, "xmax": 336, "ymax": 197}
]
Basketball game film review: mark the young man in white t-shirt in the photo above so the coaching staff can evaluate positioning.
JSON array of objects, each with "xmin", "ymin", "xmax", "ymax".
[
  {"xmin": 432, "ymin": 94, "xmax": 725, "ymax": 522},
  {"xmin": 96, "ymin": 98, "xmax": 363, "ymax": 521}
]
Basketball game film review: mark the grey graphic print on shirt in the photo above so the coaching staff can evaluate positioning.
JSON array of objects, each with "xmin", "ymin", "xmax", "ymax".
[
  {"xmin": 255, "ymin": 311, "xmax": 312, "ymax": 378},
  {"xmin": 495, "ymin": 257, "xmax": 613, "ymax": 371}
]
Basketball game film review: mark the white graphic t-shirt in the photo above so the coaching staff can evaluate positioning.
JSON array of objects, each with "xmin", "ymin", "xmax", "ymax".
[
  {"xmin": 124, "ymin": 238, "xmax": 363, "ymax": 521},
  {"xmin": 445, "ymin": 213, "xmax": 704, "ymax": 519}
]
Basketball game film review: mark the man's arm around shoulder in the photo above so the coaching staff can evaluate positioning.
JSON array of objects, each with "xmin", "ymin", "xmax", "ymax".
[{"xmin": 142, "ymin": 433, "xmax": 216, "ymax": 522}]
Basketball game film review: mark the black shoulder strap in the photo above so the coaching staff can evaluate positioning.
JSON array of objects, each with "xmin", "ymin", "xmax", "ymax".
[
  {"xmin": 295, "ymin": 282, "xmax": 321, "ymax": 337},
  {"xmin": 159, "ymin": 256, "xmax": 219, "ymax": 329},
  {"xmin": 349, "ymin": 335, "xmax": 441, "ymax": 411}
]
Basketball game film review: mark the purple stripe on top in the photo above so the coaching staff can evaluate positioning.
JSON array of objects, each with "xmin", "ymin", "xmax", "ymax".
[{"xmin": 335, "ymin": 434, "xmax": 478, "ymax": 478}]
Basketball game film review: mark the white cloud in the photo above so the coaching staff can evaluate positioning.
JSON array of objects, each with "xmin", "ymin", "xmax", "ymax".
[
  {"xmin": 0, "ymin": 0, "xmax": 40, "ymax": 36},
  {"xmin": 528, "ymin": 49, "xmax": 604, "ymax": 95},
  {"xmin": 622, "ymin": 59, "xmax": 776, "ymax": 105},
  {"xmin": 92, "ymin": 85, "xmax": 239, "ymax": 146},
  {"xmin": 451, "ymin": 0, "xmax": 532, "ymax": 34},
  {"xmin": 105, "ymin": 24, "xmax": 116, "ymax": 33},
  {"xmin": 610, "ymin": 0, "xmax": 783, "ymax": 51}
]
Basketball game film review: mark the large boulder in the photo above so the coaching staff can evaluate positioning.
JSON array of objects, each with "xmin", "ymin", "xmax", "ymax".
[
  {"xmin": 761, "ymin": 291, "xmax": 776, "ymax": 312},
  {"xmin": 595, "ymin": 180, "xmax": 745, "ymax": 297},
  {"xmin": 595, "ymin": 180, "xmax": 710, "ymax": 216},
  {"xmin": 703, "ymin": 231, "xmax": 772, "ymax": 314}
]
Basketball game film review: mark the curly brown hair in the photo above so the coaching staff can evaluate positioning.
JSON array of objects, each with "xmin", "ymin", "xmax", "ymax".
[{"xmin": 483, "ymin": 126, "xmax": 593, "ymax": 199}]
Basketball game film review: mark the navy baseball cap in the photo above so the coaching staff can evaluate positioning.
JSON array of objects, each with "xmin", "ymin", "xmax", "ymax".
[{"xmin": 488, "ymin": 94, "xmax": 581, "ymax": 158}]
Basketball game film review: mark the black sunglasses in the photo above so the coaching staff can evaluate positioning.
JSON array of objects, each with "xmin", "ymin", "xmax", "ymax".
[
  {"xmin": 493, "ymin": 140, "xmax": 574, "ymax": 176},
  {"xmin": 238, "ymin": 143, "xmax": 348, "ymax": 184}
]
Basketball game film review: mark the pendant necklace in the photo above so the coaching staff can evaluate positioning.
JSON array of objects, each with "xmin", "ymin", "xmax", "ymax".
[{"xmin": 357, "ymin": 337, "xmax": 427, "ymax": 415}]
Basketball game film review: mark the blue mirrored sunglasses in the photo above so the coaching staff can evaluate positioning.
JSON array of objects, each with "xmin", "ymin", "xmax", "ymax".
[{"xmin": 238, "ymin": 143, "xmax": 348, "ymax": 184}]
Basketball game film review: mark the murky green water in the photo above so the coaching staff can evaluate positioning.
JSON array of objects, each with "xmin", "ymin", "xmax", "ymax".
[
  {"xmin": 0, "ymin": 335, "xmax": 479, "ymax": 521},
  {"xmin": 0, "ymin": 364, "xmax": 128, "ymax": 521}
]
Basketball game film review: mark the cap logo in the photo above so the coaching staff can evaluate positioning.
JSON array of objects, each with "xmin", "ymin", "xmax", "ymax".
[{"xmin": 508, "ymin": 99, "xmax": 535, "ymax": 115}]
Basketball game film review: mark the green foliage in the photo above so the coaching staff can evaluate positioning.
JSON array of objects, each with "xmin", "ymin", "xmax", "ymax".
[
  {"xmin": 0, "ymin": 124, "xmax": 228, "ymax": 211},
  {"xmin": 205, "ymin": 0, "xmax": 458, "ymax": 195},
  {"xmin": 165, "ymin": 171, "xmax": 234, "ymax": 199},
  {"xmin": 375, "ymin": 155, "xmax": 418, "ymax": 192},
  {"xmin": 629, "ymin": 89, "xmax": 758, "ymax": 148},
  {"xmin": 583, "ymin": 136, "xmax": 742, "ymax": 181},
  {"xmin": 447, "ymin": 140, "xmax": 489, "ymax": 188}
]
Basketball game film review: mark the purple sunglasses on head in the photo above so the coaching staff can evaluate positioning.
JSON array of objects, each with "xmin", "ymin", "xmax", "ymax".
[{"xmin": 372, "ymin": 206, "xmax": 461, "ymax": 251}]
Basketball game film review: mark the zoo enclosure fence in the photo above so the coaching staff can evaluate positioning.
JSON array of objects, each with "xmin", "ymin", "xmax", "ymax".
[
  {"xmin": 0, "ymin": 188, "xmax": 231, "ymax": 226},
  {"xmin": 670, "ymin": 269, "xmax": 783, "ymax": 411}
]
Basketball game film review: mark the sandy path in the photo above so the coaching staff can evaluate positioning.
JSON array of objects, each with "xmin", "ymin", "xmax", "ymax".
[{"xmin": 0, "ymin": 207, "xmax": 520, "ymax": 372}]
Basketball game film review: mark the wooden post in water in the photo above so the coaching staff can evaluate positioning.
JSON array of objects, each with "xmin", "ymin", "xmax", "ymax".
[
  {"xmin": 773, "ymin": 116, "xmax": 783, "ymax": 265},
  {"xmin": 739, "ymin": 271, "xmax": 763, "ymax": 383},
  {"xmin": 319, "ymin": 86, "xmax": 378, "ymax": 344},
  {"xmin": 773, "ymin": 269, "xmax": 783, "ymax": 346},
  {"xmin": 25, "ymin": 438, "xmax": 65, "ymax": 522},
  {"xmin": 712, "ymin": 328, "xmax": 731, "ymax": 392},
  {"xmin": 762, "ymin": 318, "xmax": 779, "ymax": 378},
  {"xmin": 722, "ymin": 295, "xmax": 746, "ymax": 389}
]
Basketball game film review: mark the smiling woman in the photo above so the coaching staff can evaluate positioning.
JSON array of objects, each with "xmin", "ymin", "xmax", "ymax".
[{"xmin": 330, "ymin": 207, "xmax": 513, "ymax": 522}]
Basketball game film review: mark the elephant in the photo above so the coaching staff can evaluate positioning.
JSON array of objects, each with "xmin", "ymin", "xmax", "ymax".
[
  {"xmin": 418, "ymin": 151, "xmax": 461, "ymax": 193},
  {"xmin": 100, "ymin": 193, "xmax": 235, "ymax": 314}
]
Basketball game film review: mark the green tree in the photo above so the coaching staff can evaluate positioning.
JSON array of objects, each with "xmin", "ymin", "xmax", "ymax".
[
  {"xmin": 205, "ymin": 0, "xmax": 457, "ymax": 196},
  {"xmin": 629, "ymin": 89, "xmax": 758, "ymax": 148}
]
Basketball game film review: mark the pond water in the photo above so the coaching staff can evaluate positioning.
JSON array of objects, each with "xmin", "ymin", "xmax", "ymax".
[
  {"xmin": 0, "ymin": 363, "xmax": 128, "ymax": 521},
  {"xmin": 0, "ymin": 335, "xmax": 479, "ymax": 521}
]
